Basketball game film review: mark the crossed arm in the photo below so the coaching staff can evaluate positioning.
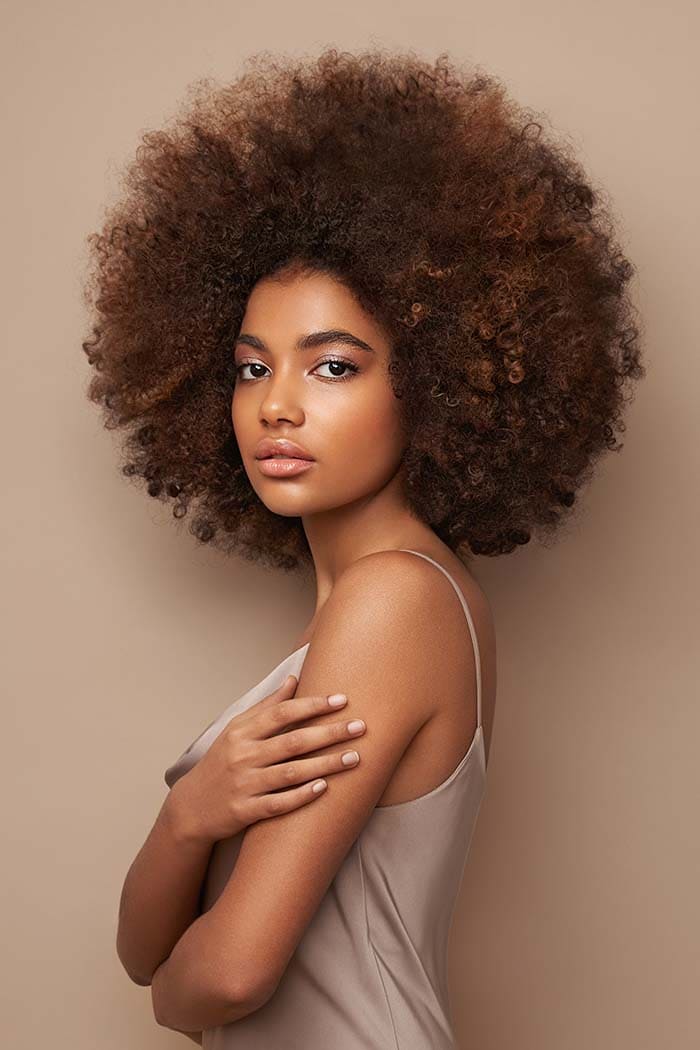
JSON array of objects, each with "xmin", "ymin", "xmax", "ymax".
[{"xmin": 150, "ymin": 550, "xmax": 446, "ymax": 1034}]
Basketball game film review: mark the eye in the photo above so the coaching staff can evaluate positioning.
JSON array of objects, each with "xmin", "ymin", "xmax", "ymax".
[
  {"xmin": 313, "ymin": 357, "xmax": 361, "ymax": 381},
  {"xmin": 234, "ymin": 361, "xmax": 269, "ymax": 381},
  {"xmin": 234, "ymin": 356, "xmax": 361, "ymax": 383}
]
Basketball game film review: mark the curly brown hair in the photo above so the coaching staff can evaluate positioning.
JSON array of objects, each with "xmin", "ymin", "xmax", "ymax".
[{"xmin": 81, "ymin": 45, "xmax": 645, "ymax": 573}]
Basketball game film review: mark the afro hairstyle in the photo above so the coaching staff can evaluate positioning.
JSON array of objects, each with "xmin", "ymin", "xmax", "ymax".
[{"xmin": 81, "ymin": 45, "xmax": 645, "ymax": 573}]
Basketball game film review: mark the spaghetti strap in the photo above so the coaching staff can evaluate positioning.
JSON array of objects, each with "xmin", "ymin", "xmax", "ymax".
[{"xmin": 397, "ymin": 549, "xmax": 482, "ymax": 729}]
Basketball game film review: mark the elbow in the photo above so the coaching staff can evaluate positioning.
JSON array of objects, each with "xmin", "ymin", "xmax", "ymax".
[
  {"xmin": 220, "ymin": 970, "xmax": 275, "ymax": 1020},
  {"xmin": 126, "ymin": 968, "xmax": 154, "ymax": 988},
  {"xmin": 116, "ymin": 933, "xmax": 156, "ymax": 988},
  {"xmin": 118, "ymin": 953, "xmax": 155, "ymax": 988}
]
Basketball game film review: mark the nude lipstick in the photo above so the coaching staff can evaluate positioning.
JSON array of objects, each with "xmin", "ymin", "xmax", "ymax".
[{"xmin": 254, "ymin": 437, "xmax": 316, "ymax": 478}]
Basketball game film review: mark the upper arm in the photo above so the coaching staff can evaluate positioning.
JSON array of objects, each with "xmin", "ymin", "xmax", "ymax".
[{"xmin": 203, "ymin": 551, "xmax": 447, "ymax": 1004}]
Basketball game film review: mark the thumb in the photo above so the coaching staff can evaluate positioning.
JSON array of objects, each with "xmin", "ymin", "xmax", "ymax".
[{"xmin": 277, "ymin": 673, "xmax": 299, "ymax": 694}]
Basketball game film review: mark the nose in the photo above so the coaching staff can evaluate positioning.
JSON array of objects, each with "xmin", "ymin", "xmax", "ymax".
[{"xmin": 258, "ymin": 371, "xmax": 305, "ymax": 426}]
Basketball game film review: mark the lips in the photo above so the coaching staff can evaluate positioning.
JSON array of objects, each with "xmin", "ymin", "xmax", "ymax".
[{"xmin": 255, "ymin": 438, "xmax": 315, "ymax": 461}]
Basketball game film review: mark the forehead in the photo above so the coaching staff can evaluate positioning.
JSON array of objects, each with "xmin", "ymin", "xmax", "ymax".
[{"xmin": 241, "ymin": 271, "xmax": 391, "ymax": 352}]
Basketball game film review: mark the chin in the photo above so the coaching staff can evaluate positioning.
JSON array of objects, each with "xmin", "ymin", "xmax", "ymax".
[{"xmin": 253, "ymin": 487, "xmax": 317, "ymax": 517}]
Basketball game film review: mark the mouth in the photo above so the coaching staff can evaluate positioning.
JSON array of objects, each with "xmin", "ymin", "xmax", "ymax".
[
  {"xmin": 254, "ymin": 438, "xmax": 316, "ymax": 462},
  {"xmin": 256, "ymin": 455, "xmax": 315, "ymax": 477}
]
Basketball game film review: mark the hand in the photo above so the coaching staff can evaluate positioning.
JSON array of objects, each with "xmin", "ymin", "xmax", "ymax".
[{"xmin": 166, "ymin": 674, "xmax": 366, "ymax": 844}]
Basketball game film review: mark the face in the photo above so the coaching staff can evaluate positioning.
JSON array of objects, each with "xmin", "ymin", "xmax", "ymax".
[{"xmin": 231, "ymin": 268, "xmax": 407, "ymax": 519}]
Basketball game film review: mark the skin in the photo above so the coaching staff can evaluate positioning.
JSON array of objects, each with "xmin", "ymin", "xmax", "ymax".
[
  {"xmin": 231, "ymin": 266, "xmax": 495, "ymax": 759},
  {"xmin": 232, "ymin": 266, "xmax": 416, "ymax": 624},
  {"xmin": 149, "ymin": 266, "xmax": 496, "ymax": 1035}
]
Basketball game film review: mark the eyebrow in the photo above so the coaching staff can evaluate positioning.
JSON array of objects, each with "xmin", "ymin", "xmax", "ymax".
[{"xmin": 234, "ymin": 328, "xmax": 376, "ymax": 355}]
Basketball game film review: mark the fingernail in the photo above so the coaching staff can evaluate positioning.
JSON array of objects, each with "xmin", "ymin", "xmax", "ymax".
[
  {"xmin": 328, "ymin": 693, "xmax": 347, "ymax": 707},
  {"xmin": 342, "ymin": 750, "xmax": 359, "ymax": 765},
  {"xmin": 312, "ymin": 779, "xmax": 327, "ymax": 793},
  {"xmin": 347, "ymin": 719, "xmax": 365, "ymax": 734}
]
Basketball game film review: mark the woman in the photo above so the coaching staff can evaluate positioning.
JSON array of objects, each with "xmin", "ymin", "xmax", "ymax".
[{"xmin": 82, "ymin": 47, "xmax": 644, "ymax": 1048}]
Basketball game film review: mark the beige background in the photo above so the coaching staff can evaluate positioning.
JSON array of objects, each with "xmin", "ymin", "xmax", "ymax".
[{"xmin": 2, "ymin": 1, "xmax": 698, "ymax": 1047}]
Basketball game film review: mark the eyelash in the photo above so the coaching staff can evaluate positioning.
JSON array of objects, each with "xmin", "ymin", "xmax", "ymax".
[{"xmin": 234, "ymin": 356, "xmax": 361, "ymax": 383}]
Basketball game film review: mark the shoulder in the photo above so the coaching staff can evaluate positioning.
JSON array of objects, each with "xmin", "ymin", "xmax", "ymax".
[
  {"xmin": 330, "ymin": 548, "xmax": 489, "ymax": 728},
  {"xmin": 301, "ymin": 548, "xmax": 470, "ymax": 725},
  {"xmin": 329, "ymin": 547, "xmax": 460, "ymax": 629},
  {"xmin": 331, "ymin": 547, "xmax": 475, "ymax": 646}
]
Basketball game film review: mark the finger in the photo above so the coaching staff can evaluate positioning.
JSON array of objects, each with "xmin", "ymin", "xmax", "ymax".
[
  {"xmin": 249, "ymin": 778, "xmax": 330, "ymax": 821},
  {"xmin": 262, "ymin": 715, "xmax": 366, "ymax": 764},
  {"xmin": 254, "ymin": 748, "xmax": 362, "ymax": 797},
  {"xmin": 256, "ymin": 690, "xmax": 349, "ymax": 739}
]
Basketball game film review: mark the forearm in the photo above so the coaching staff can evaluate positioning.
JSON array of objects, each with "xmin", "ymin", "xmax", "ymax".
[
  {"xmin": 150, "ymin": 910, "xmax": 263, "ymax": 1031},
  {"xmin": 117, "ymin": 789, "xmax": 214, "ymax": 985}
]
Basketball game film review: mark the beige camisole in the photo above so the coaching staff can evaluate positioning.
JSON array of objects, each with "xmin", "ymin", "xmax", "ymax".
[{"xmin": 164, "ymin": 548, "xmax": 487, "ymax": 1049}]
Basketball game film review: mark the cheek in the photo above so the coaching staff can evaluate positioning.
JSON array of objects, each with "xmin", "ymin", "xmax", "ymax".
[{"xmin": 321, "ymin": 383, "xmax": 404, "ymax": 466}]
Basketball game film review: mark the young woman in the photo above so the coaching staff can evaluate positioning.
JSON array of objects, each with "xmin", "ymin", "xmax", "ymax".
[{"xmin": 82, "ymin": 47, "xmax": 644, "ymax": 1048}]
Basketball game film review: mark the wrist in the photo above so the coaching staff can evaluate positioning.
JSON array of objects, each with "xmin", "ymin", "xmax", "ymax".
[{"xmin": 161, "ymin": 785, "xmax": 211, "ymax": 848}]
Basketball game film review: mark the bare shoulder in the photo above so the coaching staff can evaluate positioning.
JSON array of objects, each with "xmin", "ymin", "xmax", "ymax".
[
  {"xmin": 305, "ymin": 549, "xmax": 479, "ymax": 723},
  {"xmin": 346, "ymin": 545, "xmax": 496, "ymax": 771},
  {"xmin": 336, "ymin": 547, "xmax": 459, "ymax": 638},
  {"xmin": 340, "ymin": 548, "xmax": 466, "ymax": 641}
]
